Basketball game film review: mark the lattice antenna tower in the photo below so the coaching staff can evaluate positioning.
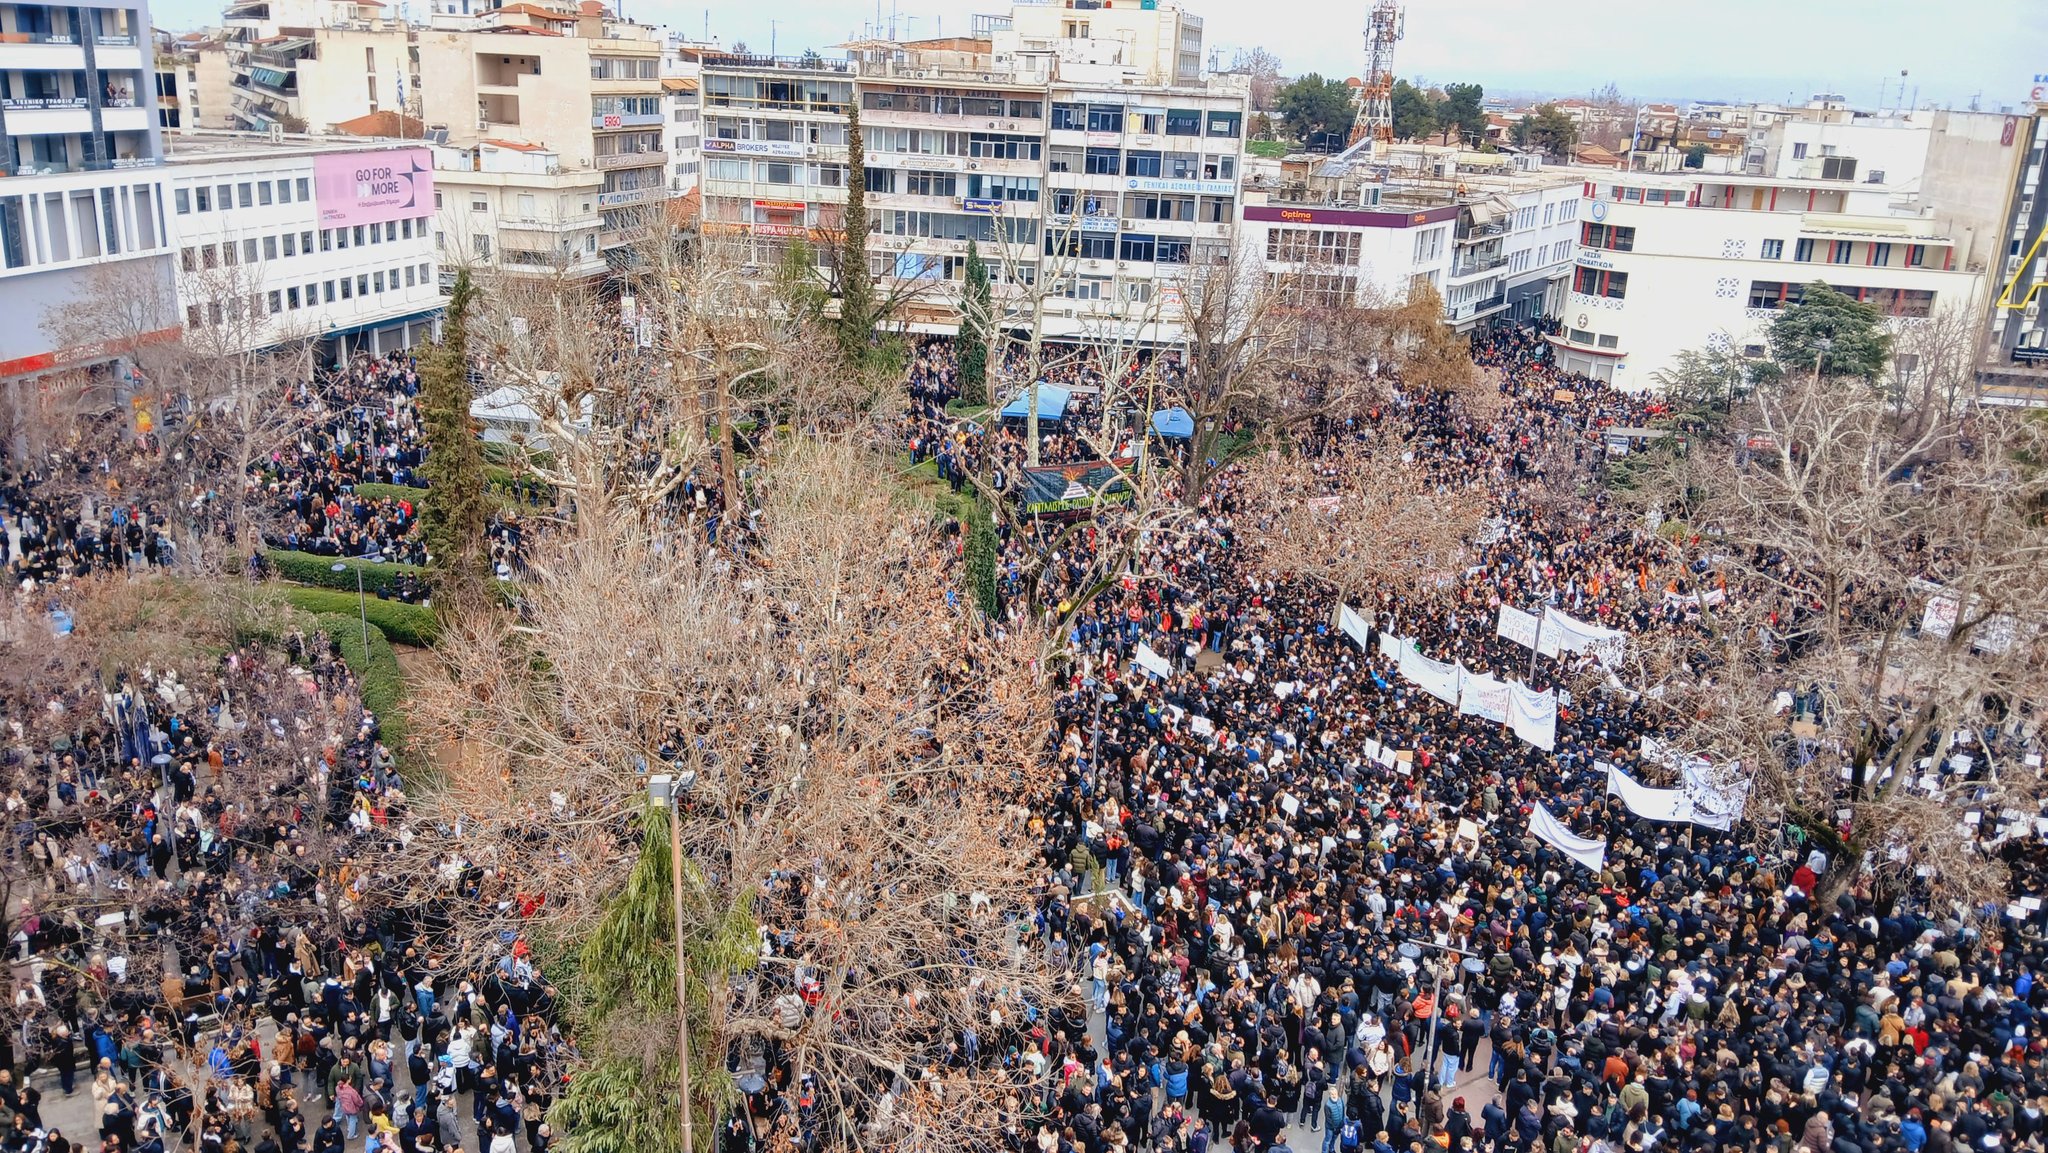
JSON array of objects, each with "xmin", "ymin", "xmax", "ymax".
[{"xmin": 1351, "ymin": 0, "xmax": 1405, "ymax": 147}]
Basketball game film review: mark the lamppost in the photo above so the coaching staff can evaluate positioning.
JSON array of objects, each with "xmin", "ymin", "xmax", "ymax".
[
  {"xmin": 1400, "ymin": 938, "xmax": 1479, "ymax": 1089},
  {"xmin": 1812, "ymin": 336, "xmax": 1834, "ymax": 389},
  {"xmin": 1083, "ymin": 678, "xmax": 1116, "ymax": 797},
  {"xmin": 329, "ymin": 561, "xmax": 370, "ymax": 655},
  {"xmin": 649, "ymin": 771, "xmax": 699, "ymax": 1153}
]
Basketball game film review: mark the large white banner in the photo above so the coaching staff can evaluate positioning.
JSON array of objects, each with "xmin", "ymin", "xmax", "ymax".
[
  {"xmin": 1538, "ymin": 606, "xmax": 1628, "ymax": 669},
  {"xmin": 1134, "ymin": 642, "xmax": 1172, "ymax": 680},
  {"xmin": 1338, "ymin": 604, "xmax": 1373, "ymax": 651},
  {"xmin": 1458, "ymin": 670, "xmax": 1511, "ymax": 724},
  {"xmin": 1507, "ymin": 680, "xmax": 1558, "ymax": 751},
  {"xmin": 1605, "ymin": 764, "xmax": 1697, "ymax": 824},
  {"xmin": 1377, "ymin": 630, "xmax": 1405, "ymax": 662},
  {"xmin": 1530, "ymin": 802, "xmax": 1607, "ymax": 872},
  {"xmin": 1496, "ymin": 604, "xmax": 1540, "ymax": 650},
  {"xmin": 1638, "ymin": 737, "xmax": 1747, "ymax": 829},
  {"xmin": 1400, "ymin": 645, "xmax": 1462, "ymax": 705}
]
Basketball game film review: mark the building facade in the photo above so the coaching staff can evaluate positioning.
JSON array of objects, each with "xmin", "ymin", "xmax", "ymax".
[
  {"xmin": 164, "ymin": 133, "xmax": 440, "ymax": 357},
  {"xmin": 0, "ymin": 0, "xmax": 177, "ymax": 376},
  {"xmin": 214, "ymin": 0, "xmax": 415, "ymax": 133},
  {"xmin": 431, "ymin": 138, "xmax": 604, "ymax": 280},
  {"xmin": 1554, "ymin": 171, "xmax": 1982, "ymax": 388}
]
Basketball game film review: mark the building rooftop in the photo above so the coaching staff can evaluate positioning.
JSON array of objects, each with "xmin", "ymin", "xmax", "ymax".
[
  {"xmin": 332, "ymin": 109, "xmax": 428, "ymax": 137},
  {"xmin": 165, "ymin": 130, "xmax": 426, "ymax": 163}
]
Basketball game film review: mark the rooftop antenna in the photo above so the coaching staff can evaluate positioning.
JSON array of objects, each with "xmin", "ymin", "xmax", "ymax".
[{"xmin": 1348, "ymin": 0, "xmax": 1403, "ymax": 151}]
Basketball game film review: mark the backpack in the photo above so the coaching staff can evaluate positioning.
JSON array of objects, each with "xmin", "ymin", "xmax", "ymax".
[{"xmin": 1340, "ymin": 1120, "xmax": 1362, "ymax": 1150}]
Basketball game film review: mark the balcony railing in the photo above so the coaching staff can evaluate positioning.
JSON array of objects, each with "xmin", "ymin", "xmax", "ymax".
[
  {"xmin": 0, "ymin": 33, "xmax": 79, "ymax": 45},
  {"xmin": 1451, "ymin": 251, "xmax": 1507, "ymax": 278},
  {"xmin": 1455, "ymin": 219, "xmax": 1509, "ymax": 242},
  {"xmin": 595, "ymin": 149, "xmax": 667, "ymax": 170},
  {"xmin": 95, "ymin": 34, "xmax": 137, "ymax": 46},
  {"xmin": 1447, "ymin": 290, "xmax": 1507, "ymax": 322}
]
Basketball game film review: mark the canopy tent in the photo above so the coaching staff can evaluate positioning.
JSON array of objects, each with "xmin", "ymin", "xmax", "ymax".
[
  {"xmin": 1000, "ymin": 383, "xmax": 1071, "ymax": 423},
  {"xmin": 1150, "ymin": 407, "xmax": 1195, "ymax": 439}
]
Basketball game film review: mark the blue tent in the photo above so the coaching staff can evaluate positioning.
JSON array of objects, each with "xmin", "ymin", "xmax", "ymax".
[
  {"xmin": 1000, "ymin": 383, "xmax": 1071, "ymax": 423},
  {"xmin": 1150, "ymin": 407, "xmax": 1195, "ymax": 439}
]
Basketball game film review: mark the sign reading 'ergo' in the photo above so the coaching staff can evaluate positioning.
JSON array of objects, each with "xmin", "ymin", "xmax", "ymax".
[{"xmin": 314, "ymin": 148, "xmax": 434, "ymax": 228}]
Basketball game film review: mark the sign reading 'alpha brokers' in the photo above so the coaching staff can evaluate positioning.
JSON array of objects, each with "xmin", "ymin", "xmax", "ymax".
[{"xmin": 1124, "ymin": 177, "xmax": 1235, "ymax": 197}]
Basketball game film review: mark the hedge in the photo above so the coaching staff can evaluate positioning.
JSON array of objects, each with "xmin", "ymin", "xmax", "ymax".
[
  {"xmin": 311, "ymin": 612, "xmax": 408, "ymax": 755},
  {"xmin": 282, "ymin": 586, "xmax": 439, "ymax": 648},
  {"xmin": 349, "ymin": 482, "xmax": 428, "ymax": 505},
  {"xmin": 265, "ymin": 549, "xmax": 424, "ymax": 598}
]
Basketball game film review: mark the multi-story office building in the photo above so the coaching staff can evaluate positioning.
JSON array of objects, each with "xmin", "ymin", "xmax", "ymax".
[
  {"xmin": 417, "ymin": 3, "xmax": 665, "ymax": 258},
  {"xmin": 662, "ymin": 38, "xmax": 706, "ymax": 199},
  {"xmin": 0, "ymin": 0, "xmax": 177, "ymax": 376},
  {"xmin": 1553, "ymin": 171, "xmax": 1982, "ymax": 387},
  {"xmin": 696, "ymin": 53, "xmax": 853, "ymax": 253},
  {"xmin": 163, "ymin": 132, "xmax": 440, "ymax": 358},
  {"xmin": 214, "ymin": 0, "xmax": 415, "ymax": 133}
]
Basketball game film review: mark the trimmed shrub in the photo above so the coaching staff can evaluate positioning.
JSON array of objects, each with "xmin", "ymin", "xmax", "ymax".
[
  {"xmin": 265, "ymin": 549, "xmax": 424, "ymax": 598},
  {"xmin": 311, "ymin": 612, "xmax": 408, "ymax": 753},
  {"xmin": 283, "ymin": 587, "xmax": 438, "ymax": 647}
]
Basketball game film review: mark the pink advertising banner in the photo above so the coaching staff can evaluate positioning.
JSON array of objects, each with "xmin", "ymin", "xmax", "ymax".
[{"xmin": 314, "ymin": 149, "xmax": 434, "ymax": 228}]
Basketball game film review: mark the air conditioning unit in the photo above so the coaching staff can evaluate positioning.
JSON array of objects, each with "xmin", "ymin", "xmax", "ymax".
[{"xmin": 966, "ymin": 161, "xmax": 981, "ymax": 170}]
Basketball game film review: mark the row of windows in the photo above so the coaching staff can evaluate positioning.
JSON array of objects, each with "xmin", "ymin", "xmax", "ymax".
[
  {"xmin": 589, "ymin": 56, "xmax": 658, "ymax": 80},
  {"xmin": 862, "ymin": 92, "xmax": 1043, "ymax": 120},
  {"xmin": 1760, "ymin": 237, "xmax": 1932, "ymax": 268},
  {"xmin": 592, "ymin": 96, "xmax": 660, "ymax": 117},
  {"xmin": 706, "ymin": 116, "xmax": 848, "ymax": 146},
  {"xmin": 1580, "ymin": 222, "xmax": 1635, "ymax": 253},
  {"xmin": 702, "ymin": 75, "xmax": 852, "ymax": 112},
  {"xmin": 1047, "ymin": 104, "xmax": 1241, "ymax": 138},
  {"xmin": 1048, "ymin": 147, "xmax": 1235, "ymax": 181},
  {"xmin": 1045, "ymin": 231, "xmax": 1195, "ymax": 264},
  {"xmin": 184, "ymin": 262, "xmax": 432, "ymax": 326},
  {"xmin": 1266, "ymin": 227, "xmax": 1363, "ymax": 266},
  {"xmin": 177, "ymin": 216, "xmax": 427, "ymax": 271},
  {"xmin": 174, "ymin": 176, "xmax": 311, "ymax": 215},
  {"xmin": 705, "ymin": 158, "xmax": 847, "ymax": 187},
  {"xmin": 1746, "ymin": 280, "xmax": 1935, "ymax": 317}
]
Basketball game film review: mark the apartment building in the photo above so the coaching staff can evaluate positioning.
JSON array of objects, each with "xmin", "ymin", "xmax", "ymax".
[
  {"xmin": 696, "ymin": 0, "xmax": 1246, "ymax": 340},
  {"xmin": 662, "ymin": 38, "xmax": 705, "ymax": 199},
  {"xmin": 215, "ymin": 0, "xmax": 415, "ymax": 133},
  {"xmin": 431, "ymin": 137, "xmax": 604, "ymax": 280},
  {"xmin": 164, "ymin": 132, "xmax": 439, "ymax": 357},
  {"xmin": 1554, "ymin": 171, "xmax": 1982, "ymax": 388},
  {"xmin": 0, "ymin": 0, "xmax": 177, "ymax": 376},
  {"xmin": 1240, "ymin": 148, "xmax": 1583, "ymax": 331},
  {"xmin": 417, "ymin": 4, "xmax": 665, "ymax": 257}
]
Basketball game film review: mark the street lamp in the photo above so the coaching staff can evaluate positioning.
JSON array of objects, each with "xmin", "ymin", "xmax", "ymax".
[
  {"xmin": 330, "ymin": 562, "xmax": 370, "ymax": 655},
  {"xmin": 1399, "ymin": 938, "xmax": 1479, "ymax": 1090},
  {"xmin": 1812, "ymin": 336, "xmax": 1834, "ymax": 389},
  {"xmin": 649, "ymin": 771, "xmax": 699, "ymax": 1153}
]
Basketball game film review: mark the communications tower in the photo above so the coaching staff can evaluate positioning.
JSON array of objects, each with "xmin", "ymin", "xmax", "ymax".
[{"xmin": 1350, "ymin": 0, "xmax": 1404, "ymax": 149}]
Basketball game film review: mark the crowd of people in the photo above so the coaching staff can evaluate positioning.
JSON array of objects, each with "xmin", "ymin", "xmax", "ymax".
[{"xmin": 906, "ymin": 324, "xmax": 2048, "ymax": 1153}]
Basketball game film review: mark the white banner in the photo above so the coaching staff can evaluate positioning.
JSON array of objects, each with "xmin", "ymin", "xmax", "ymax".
[
  {"xmin": 1507, "ymin": 680, "xmax": 1558, "ymax": 751},
  {"xmin": 1538, "ymin": 606, "xmax": 1628, "ymax": 669},
  {"xmin": 1338, "ymin": 604, "xmax": 1373, "ymax": 651},
  {"xmin": 1458, "ymin": 670, "xmax": 1510, "ymax": 724},
  {"xmin": 1400, "ymin": 645, "xmax": 1462, "ymax": 705},
  {"xmin": 1134, "ymin": 642, "xmax": 1172, "ymax": 680},
  {"xmin": 1605, "ymin": 764, "xmax": 1696, "ymax": 824},
  {"xmin": 1377, "ymin": 630, "xmax": 1404, "ymax": 662},
  {"xmin": 1496, "ymin": 604, "xmax": 1540, "ymax": 650},
  {"xmin": 1639, "ymin": 737, "xmax": 1746, "ymax": 829},
  {"xmin": 1530, "ymin": 802, "xmax": 1607, "ymax": 872}
]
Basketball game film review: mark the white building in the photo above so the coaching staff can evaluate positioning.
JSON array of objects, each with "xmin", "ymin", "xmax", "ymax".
[
  {"xmin": 431, "ymin": 139, "xmax": 605, "ymax": 281},
  {"xmin": 1553, "ymin": 170, "xmax": 1982, "ymax": 388},
  {"xmin": 662, "ymin": 39, "xmax": 706, "ymax": 199},
  {"xmin": 165, "ymin": 133, "xmax": 440, "ymax": 358}
]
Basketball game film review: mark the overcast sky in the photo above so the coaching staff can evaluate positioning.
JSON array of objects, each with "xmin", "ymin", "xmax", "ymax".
[{"xmin": 154, "ymin": 0, "xmax": 2044, "ymax": 111}]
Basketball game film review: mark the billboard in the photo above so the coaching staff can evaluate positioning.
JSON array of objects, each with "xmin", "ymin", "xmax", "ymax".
[{"xmin": 314, "ymin": 148, "xmax": 434, "ymax": 228}]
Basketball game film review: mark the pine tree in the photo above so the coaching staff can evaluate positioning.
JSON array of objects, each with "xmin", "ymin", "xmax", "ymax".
[
  {"xmin": 957, "ymin": 239, "xmax": 991, "ymax": 407},
  {"xmin": 836, "ymin": 101, "xmax": 875, "ymax": 366},
  {"xmin": 418, "ymin": 268, "xmax": 493, "ymax": 617}
]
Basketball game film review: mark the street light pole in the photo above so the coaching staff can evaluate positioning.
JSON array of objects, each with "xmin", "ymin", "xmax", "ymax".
[
  {"xmin": 651, "ymin": 773, "xmax": 698, "ymax": 1153},
  {"xmin": 1401, "ymin": 938, "xmax": 1479, "ymax": 1090},
  {"xmin": 330, "ymin": 562, "xmax": 371, "ymax": 655}
]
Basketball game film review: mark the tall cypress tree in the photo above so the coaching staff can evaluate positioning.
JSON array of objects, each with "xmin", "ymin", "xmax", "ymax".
[
  {"xmin": 419, "ymin": 269, "xmax": 493, "ymax": 617},
  {"xmin": 957, "ymin": 239, "xmax": 990, "ymax": 407},
  {"xmin": 837, "ymin": 100, "xmax": 875, "ymax": 366}
]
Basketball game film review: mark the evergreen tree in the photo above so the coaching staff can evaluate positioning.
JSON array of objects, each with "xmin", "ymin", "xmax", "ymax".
[
  {"xmin": 837, "ymin": 101, "xmax": 875, "ymax": 366},
  {"xmin": 418, "ymin": 268, "xmax": 493, "ymax": 617},
  {"xmin": 964, "ymin": 508, "xmax": 999, "ymax": 617},
  {"xmin": 957, "ymin": 240, "xmax": 991, "ymax": 407}
]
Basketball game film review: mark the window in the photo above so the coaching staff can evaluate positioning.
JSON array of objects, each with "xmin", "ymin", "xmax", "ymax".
[
  {"xmin": 321, "ymin": 229, "xmax": 333, "ymax": 252},
  {"xmin": 1792, "ymin": 142, "xmax": 1809, "ymax": 159},
  {"xmin": 1078, "ymin": 234, "xmax": 1116, "ymax": 260},
  {"xmin": 1760, "ymin": 239, "xmax": 1784, "ymax": 260},
  {"xmin": 266, "ymin": 290, "xmax": 281, "ymax": 315},
  {"xmin": 278, "ymin": 180, "xmax": 292, "ymax": 204},
  {"xmin": 1829, "ymin": 240, "xmax": 1854, "ymax": 264},
  {"xmin": 1086, "ymin": 105, "xmax": 1123, "ymax": 133},
  {"xmin": 1870, "ymin": 242, "xmax": 1892, "ymax": 266},
  {"xmin": 264, "ymin": 236, "xmax": 278, "ymax": 260},
  {"xmin": 471, "ymin": 195, "xmax": 488, "ymax": 213},
  {"xmin": 1573, "ymin": 265, "xmax": 1627, "ymax": 298},
  {"xmin": 1084, "ymin": 147, "xmax": 1121, "ymax": 175},
  {"xmin": 1794, "ymin": 238, "xmax": 1815, "ymax": 262},
  {"xmin": 1124, "ymin": 150, "xmax": 1161, "ymax": 178},
  {"xmin": 174, "ymin": 189, "xmax": 190, "ymax": 214},
  {"xmin": 305, "ymin": 282, "xmax": 318, "ymax": 306},
  {"xmin": 324, "ymin": 281, "xmax": 336, "ymax": 303},
  {"xmin": 180, "ymin": 247, "xmax": 196, "ymax": 272},
  {"xmin": 340, "ymin": 277, "xmax": 353, "ymax": 299},
  {"xmin": 283, "ymin": 233, "xmax": 297, "ymax": 257},
  {"xmin": 258, "ymin": 182, "xmax": 273, "ymax": 206},
  {"xmin": 1155, "ymin": 237, "xmax": 1190, "ymax": 264},
  {"xmin": 297, "ymin": 178, "xmax": 309, "ymax": 200},
  {"xmin": 1596, "ymin": 334, "xmax": 1619, "ymax": 349},
  {"xmin": 1166, "ymin": 109, "xmax": 1201, "ymax": 136},
  {"xmin": 287, "ymin": 286, "xmax": 300, "ymax": 309},
  {"xmin": 405, "ymin": 265, "xmax": 416, "ymax": 287},
  {"xmin": 1050, "ymin": 103, "xmax": 1086, "ymax": 131},
  {"xmin": 353, "ymin": 226, "xmax": 366, "ymax": 247},
  {"xmin": 185, "ymin": 304, "xmax": 200, "ymax": 327},
  {"xmin": 905, "ymin": 171, "xmax": 957, "ymax": 197},
  {"xmin": 1206, "ymin": 111, "xmax": 1242, "ymax": 138},
  {"xmin": 374, "ymin": 270, "xmax": 385, "ymax": 293},
  {"xmin": 1579, "ymin": 223, "xmax": 1635, "ymax": 252},
  {"xmin": 1907, "ymin": 244, "xmax": 1928, "ymax": 268},
  {"xmin": 238, "ymin": 183, "xmax": 253, "ymax": 208},
  {"xmin": 1119, "ymin": 233, "xmax": 1156, "ymax": 262},
  {"xmin": 357, "ymin": 274, "xmax": 369, "ymax": 295}
]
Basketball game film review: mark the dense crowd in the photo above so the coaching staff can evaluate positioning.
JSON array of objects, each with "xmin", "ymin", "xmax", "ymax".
[
  {"xmin": 959, "ymin": 325, "xmax": 2048, "ymax": 1153},
  {"xmin": 0, "ymin": 620, "xmax": 574, "ymax": 1153}
]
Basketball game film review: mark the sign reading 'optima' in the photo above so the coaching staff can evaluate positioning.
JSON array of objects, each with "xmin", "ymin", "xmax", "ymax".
[{"xmin": 314, "ymin": 148, "xmax": 434, "ymax": 228}]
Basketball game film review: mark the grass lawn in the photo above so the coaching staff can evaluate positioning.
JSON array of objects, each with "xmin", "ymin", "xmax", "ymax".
[{"xmin": 1248, "ymin": 140, "xmax": 1291, "ymax": 158}]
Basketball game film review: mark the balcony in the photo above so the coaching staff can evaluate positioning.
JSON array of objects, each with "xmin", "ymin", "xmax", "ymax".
[
  {"xmin": 0, "ymin": 36, "xmax": 84, "ymax": 72},
  {"xmin": 1447, "ymin": 289, "xmax": 1507, "ymax": 323},
  {"xmin": 1450, "ymin": 251, "xmax": 1507, "ymax": 278},
  {"xmin": 596, "ymin": 187, "xmax": 658, "ymax": 207},
  {"xmin": 592, "ymin": 111, "xmax": 662, "ymax": 130},
  {"xmin": 1454, "ymin": 219, "xmax": 1509, "ymax": 243}
]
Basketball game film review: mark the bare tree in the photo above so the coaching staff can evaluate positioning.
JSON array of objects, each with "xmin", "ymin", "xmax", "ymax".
[{"xmin": 399, "ymin": 436, "xmax": 1069, "ymax": 1152}]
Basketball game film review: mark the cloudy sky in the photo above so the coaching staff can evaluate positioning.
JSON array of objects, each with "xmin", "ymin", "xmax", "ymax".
[{"xmin": 154, "ymin": 0, "xmax": 2044, "ymax": 111}]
